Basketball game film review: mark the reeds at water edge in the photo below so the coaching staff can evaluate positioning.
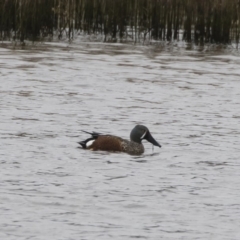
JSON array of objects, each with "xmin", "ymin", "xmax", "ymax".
[{"xmin": 1, "ymin": 0, "xmax": 240, "ymax": 44}]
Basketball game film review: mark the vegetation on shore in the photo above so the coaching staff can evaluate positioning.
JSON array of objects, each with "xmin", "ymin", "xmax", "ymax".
[{"xmin": 0, "ymin": 0, "xmax": 239, "ymax": 44}]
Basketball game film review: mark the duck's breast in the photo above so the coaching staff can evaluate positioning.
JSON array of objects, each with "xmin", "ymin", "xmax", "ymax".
[{"xmin": 121, "ymin": 139, "xmax": 144, "ymax": 155}]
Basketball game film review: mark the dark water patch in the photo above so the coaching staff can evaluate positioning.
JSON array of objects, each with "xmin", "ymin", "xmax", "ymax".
[
  {"xmin": 12, "ymin": 118, "xmax": 39, "ymax": 121},
  {"xmin": 107, "ymin": 175, "xmax": 129, "ymax": 181},
  {"xmin": 16, "ymin": 91, "xmax": 33, "ymax": 97},
  {"xmin": 196, "ymin": 161, "xmax": 229, "ymax": 167}
]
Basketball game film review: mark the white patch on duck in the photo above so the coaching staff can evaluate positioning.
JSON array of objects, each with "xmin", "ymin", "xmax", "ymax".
[
  {"xmin": 140, "ymin": 131, "xmax": 147, "ymax": 140},
  {"xmin": 86, "ymin": 140, "xmax": 95, "ymax": 148}
]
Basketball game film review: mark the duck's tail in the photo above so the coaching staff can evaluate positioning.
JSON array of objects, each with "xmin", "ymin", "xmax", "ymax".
[{"xmin": 78, "ymin": 131, "xmax": 102, "ymax": 149}]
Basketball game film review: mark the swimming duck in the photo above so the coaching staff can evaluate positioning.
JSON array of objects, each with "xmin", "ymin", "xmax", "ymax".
[{"xmin": 78, "ymin": 125, "xmax": 161, "ymax": 155}]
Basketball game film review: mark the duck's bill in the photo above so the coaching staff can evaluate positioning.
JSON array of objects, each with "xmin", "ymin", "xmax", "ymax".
[{"xmin": 145, "ymin": 132, "xmax": 161, "ymax": 148}]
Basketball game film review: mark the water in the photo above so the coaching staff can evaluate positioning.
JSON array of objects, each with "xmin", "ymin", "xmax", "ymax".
[{"xmin": 1, "ymin": 41, "xmax": 240, "ymax": 240}]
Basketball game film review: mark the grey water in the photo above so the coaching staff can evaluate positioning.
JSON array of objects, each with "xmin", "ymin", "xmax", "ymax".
[{"xmin": 0, "ymin": 41, "xmax": 240, "ymax": 240}]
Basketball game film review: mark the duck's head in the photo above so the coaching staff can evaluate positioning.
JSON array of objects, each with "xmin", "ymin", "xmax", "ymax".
[{"xmin": 130, "ymin": 125, "xmax": 161, "ymax": 147}]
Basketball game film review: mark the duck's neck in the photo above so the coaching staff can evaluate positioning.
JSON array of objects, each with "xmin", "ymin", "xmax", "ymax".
[{"xmin": 130, "ymin": 138, "xmax": 142, "ymax": 144}]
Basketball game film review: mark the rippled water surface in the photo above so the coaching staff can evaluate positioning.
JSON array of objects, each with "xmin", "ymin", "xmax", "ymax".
[{"xmin": 1, "ymin": 42, "xmax": 240, "ymax": 240}]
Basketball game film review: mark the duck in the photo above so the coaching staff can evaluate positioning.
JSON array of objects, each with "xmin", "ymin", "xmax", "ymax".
[{"xmin": 78, "ymin": 125, "xmax": 161, "ymax": 155}]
